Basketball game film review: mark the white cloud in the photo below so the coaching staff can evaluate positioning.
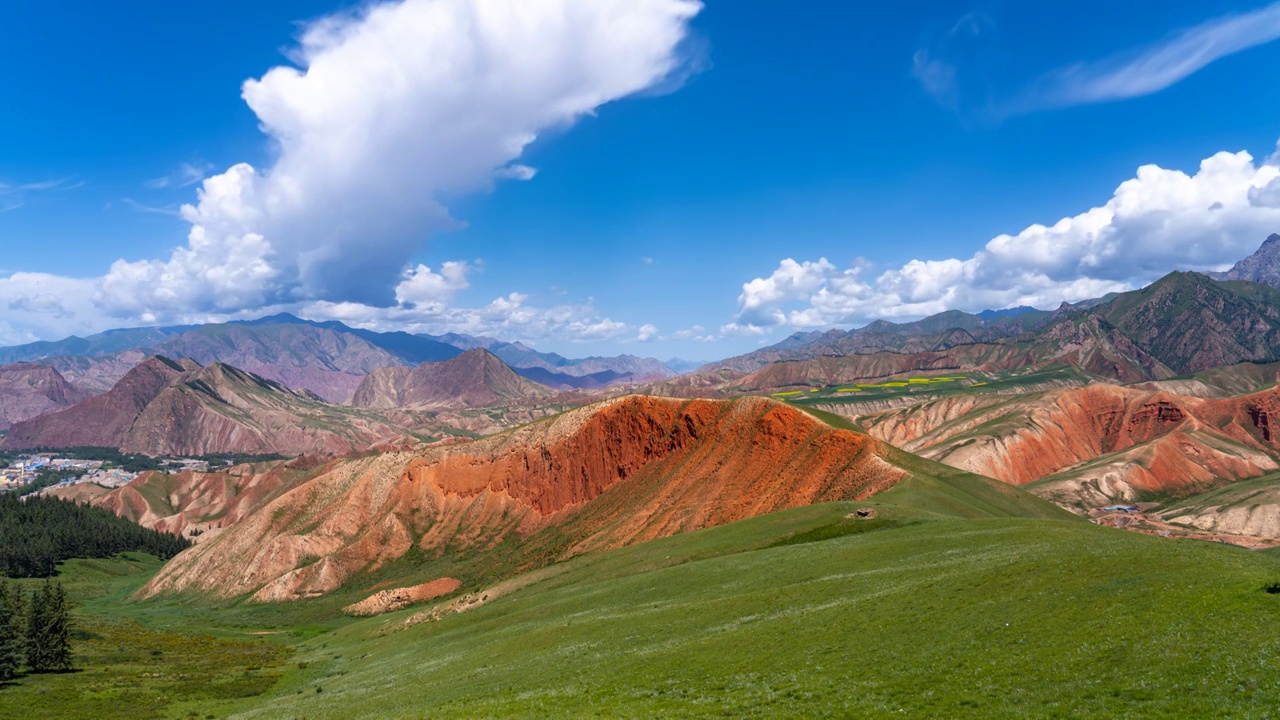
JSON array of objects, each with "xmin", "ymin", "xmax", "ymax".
[
  {"xmin": 918, "ymin": 3, "xmax": 1280, "ymax": 119},
  {"xmin": 737, "ymin": 258, "xmax": 839, "ymax": 326},
  {"xmin": 738, "ymin": 145, "xmax": 1280, "ymax": 329},
  {"xmin": 301, "ymin": 290, "xmax": 641, "ymax": 345},
  {"xmin": 135, "ymin": 0, "xmax": 702, "ymax": 310},
  {"xmin": 0, "ymin": 0, "xmax": 701, "ymax": 346},
  {"xmin": 144, "ymin": 162, "xmax": 212, "ymax": 189},
  {"xmin": 719, "ymin": 322, "xmax": 767, "ymax": 338},
  {"xmin": 0, "ymin": 178, "xmax": 77, "ymax": 212},
  {"xmin": 1026, "ymin": 3, "xmax": 1280, "ymax": 111},
  {"xmin": 637, "ymin": 324, "xmax": 659, "ymax": 342},
  {"xmin": 394, "ymin": 261, "xmax": 472, "ymax": 308},
  {"xmin": 670, "ymin": 324, "xmax": 706, "ymax": 340}
]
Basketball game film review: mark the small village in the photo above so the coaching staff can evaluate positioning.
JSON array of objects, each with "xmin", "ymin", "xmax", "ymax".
[{"xmin": 0, "ymin": 454, "xmax": 215, "ymax": 494}]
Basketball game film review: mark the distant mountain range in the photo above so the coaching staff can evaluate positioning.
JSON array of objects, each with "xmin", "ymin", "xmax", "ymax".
[
  {"xmin": 3, "ymin": 349, "xmax": 571, "ymax": 457},
  {"xmin": 1, "ymin": 356, "xmax": 414, "ymax": 456},
  {"xmin": 707, "ymin": 272, "xmax": 1280, "ymax": 389},
  {"xmin": 0, "ymin": 313, "xmax": 679, "ymax": 402},
  {"xmin": 710, "ymin": 234, "xmax": 1280, "ymax": 382},
  {"xmin": 351, "ymin": 349, "xmax": 555, "ymax": 409}
]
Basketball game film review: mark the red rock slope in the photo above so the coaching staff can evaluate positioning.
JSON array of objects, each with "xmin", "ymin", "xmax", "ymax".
[
  {"xmin": 141, "ymin": 396, "xmax": 908, "ymax": 602},
  {"xmin": 858, "ymin": 383, "xmax": 1280, "ymax": 508}
]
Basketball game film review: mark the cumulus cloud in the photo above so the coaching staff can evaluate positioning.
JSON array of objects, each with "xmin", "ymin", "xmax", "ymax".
[
  {"xmin": 918, "ymin": 3, "xmax": 1280, "ymax": 120},
  {"xmin": 494, "ymin": 164, "xmax": 538, "ymax": 181},
  {"xmin": 0, "ymin": 0, "xmax": 700, "ymax": 345},
  {"xmin": 393, "ymin": 261, "xmax": 472, "ymax": 308},
  {"xmin": 116, "ymin": 0, "xmax": 703, "ymax": 312},
  {"xmin": 302, "ymin": 290, "xmax": 642, "ymax": 345},
  {"xmin": 738, "ymin": 145, "xmax": 1280, "ymax": 330},
  {"xmin": 636, "ymin": 324, "xmax": 659, "ymax": 342}
]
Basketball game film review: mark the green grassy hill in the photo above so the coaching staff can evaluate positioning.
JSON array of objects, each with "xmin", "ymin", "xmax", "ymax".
[{"xmin": 223, "ymin": 506, "xmax": 1280, "ymax": 719}]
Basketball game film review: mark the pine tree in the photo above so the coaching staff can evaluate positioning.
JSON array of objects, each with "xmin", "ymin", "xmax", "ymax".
[
  {"xmin": 25, "ymin": 582, "xmax": 48, "ymax": 672},
  {"xmin": 44, "ymin": 582, "xmax": 72, "ymax": 672},
  {"xmin": 0, "ymin": 581, "xmax": 24, "ymax": 681}
]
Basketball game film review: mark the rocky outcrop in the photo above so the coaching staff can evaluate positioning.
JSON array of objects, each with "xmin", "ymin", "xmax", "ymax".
[
  {"xmin": 1210, "ymin": 233, "xmax": 1280, "ymax": 287},
  {"xmin": 0, "ymin": 363, "xmax": 91, "ymax": 430},
  {"xmin": 352, "ymin": 349, "xmax": 555, "ymax": 409},
  {"xmin": 140, "ymin": 396, "xmax": 908, "ymax": 602},
  {"xmin": 343, "ymin": 578, "xmax": 462, "ymax": 616}
]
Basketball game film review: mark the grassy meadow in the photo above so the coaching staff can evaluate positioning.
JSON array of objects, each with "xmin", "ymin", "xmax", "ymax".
[{"xmin": 5, "ymin": 464, "xmax": 1280, "ymax": 718}]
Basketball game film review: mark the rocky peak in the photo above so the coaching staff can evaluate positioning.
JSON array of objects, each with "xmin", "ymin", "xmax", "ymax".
[{"xmin": 1210, "ymin": 233, "xmax": 1280, "ymax": 287}]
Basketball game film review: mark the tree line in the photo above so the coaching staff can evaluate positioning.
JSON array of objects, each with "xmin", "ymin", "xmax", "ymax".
[
  {"xmin": 0, "ymin": 579, "xmax": 73, "ymax": 681},
  {"xmin": 0, "ymin": 494, "xmax": 191, "ymax": 578}
]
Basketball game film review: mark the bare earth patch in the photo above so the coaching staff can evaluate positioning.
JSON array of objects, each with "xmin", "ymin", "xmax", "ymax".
[{"xmin": 343, "ymin": 577, "xmax": 463, "ymax": 616}]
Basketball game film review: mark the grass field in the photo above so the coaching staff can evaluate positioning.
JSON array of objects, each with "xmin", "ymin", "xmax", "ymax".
[
  {"xmin": 224, "ymin": 511, "xmax": 1280, "ymax": 719},
  {"xmin": 0, "ymin": 554, "xmax": 293, "ymax": 720}
]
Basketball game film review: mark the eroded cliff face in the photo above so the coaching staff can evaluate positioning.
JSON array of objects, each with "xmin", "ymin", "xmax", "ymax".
[
  {"xmin": 141, "ymin": 396, "xmax": 906, "ymax": 602},
  {"xmin": 859, "ymin": 384, "xmax": 1280, "ymax": 508}
]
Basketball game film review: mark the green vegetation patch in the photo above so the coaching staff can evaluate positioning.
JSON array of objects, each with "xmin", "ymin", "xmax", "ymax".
[
  {"xmin": 222, "ymin": 516, "xmax": 1280, "ymax": 719},
  {"xmin": 0, "ymin": 495, "xmax": 190, "ymax": 578},
  {"xmin": 0, "ymin": 555, "xmax": 292, "ymax": 720}
]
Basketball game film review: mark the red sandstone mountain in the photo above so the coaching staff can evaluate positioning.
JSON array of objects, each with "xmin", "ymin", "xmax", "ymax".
[
  {"xmin": 856, "ymin": 383, "xmax": 1280, "ymax": 510},
  {"xmin": 2, "ymin": 356, "xmax": 415, "ymax": 457},
  {"xmin": 141, "ymin": 395, "xmax": 916, "ymax": 602},
  {"xmin": 0, "ymin": 363, "xmax": 91, "ymax": 430},
  {"xmin": 351, "ymin": 349, "xmax": 555, "ymax": 409}
]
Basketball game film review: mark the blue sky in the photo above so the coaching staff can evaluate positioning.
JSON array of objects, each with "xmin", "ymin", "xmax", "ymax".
[{"xmin": 3, "ymin": 0, "xmax": 1280, "ymax": 359}]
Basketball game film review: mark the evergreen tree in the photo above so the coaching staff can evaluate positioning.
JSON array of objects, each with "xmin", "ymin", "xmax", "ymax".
[
  {"xmin": 0, "ymin": 493, "xmax": 191, "ymax": 579},
  {"xmin": 0, "ymin": 581, "xmax": 24, "ymax": 681},
  {"xmin": 44, "ymin": 582, "xmax": 72, "ymax": 672},
  {"xmin": 24, "ymin": 581, "xmax": 74, "ymax": 673},
  {"xmin": 25, "ymin": 582, "xmax": 48, "ymax": 672}
]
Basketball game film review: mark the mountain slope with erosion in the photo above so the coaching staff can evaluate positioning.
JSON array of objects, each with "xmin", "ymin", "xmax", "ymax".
[
  {"xmin": 858, "ymin": 383, "xmax": 1280, "ymax": 510},
  {"xmin": 140, "ymin": 395, "xmax": 957, "ymax": 602}
]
